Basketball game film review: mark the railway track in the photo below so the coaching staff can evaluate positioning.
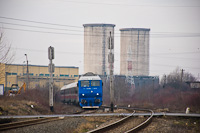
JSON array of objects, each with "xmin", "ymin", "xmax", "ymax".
[
  {"xmin": 0, "ymin": 117, "xmax": 62, "ymax": 131},
  {"xmin": 87, "ymin": 106, "xmax": 154, "ymax": 133}
]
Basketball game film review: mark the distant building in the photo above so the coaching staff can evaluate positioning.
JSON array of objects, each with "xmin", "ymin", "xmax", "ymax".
[
  {"xmin": 186, "ymin": 81, "xmax": 200, "ymax": 89},
  {"xmin": 83, "ymin": 23, "xmax": 115, "ymax": 75},
  {"xmin": 108, "ymin": 75, "xmax": 159, "ymax": 89},
  {"xmin": 0, "ymin": 63, "xmax": 79, "ymax": 90},
  {"xmin": 120, "ymin": 28, "xmax": 150, "ymax": 76}
]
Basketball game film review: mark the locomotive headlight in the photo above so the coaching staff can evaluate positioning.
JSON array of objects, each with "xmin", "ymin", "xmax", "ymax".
[
  {"xmin": 82, "ymin": 94, "xmax": 85, "ymax": 96},
  {"xmin": 97, "ymin": 93, "xmax": 99, "ymax": 95}
]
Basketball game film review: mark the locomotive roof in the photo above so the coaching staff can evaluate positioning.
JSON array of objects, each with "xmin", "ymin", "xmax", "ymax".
[
  {"xmin": 60, "ymin": 82, "xmax": 77, "ymax": 90},
  {"xmin": 79, "ymin": 76, "xmax": 101, "ymax": 80},
  {"xmin": 83, "ymin": 72, "xmax": 97, "ymax": 76}
]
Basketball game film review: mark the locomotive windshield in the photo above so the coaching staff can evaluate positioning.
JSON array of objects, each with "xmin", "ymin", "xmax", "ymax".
[
  {"xmin": 91, "ymin": 81, "xmax": 100, "ymax": 86},
  {"xmin": 81, "ymin": 81, "xmax": 90, "ymax": 87}
]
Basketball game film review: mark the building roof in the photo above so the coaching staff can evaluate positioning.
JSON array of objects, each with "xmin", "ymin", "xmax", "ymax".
[
  {"xmin": 120, "ymin": 28, "xmax": 150, "ymax": 31},
  {"xmin": 79, "ymin": 76, "xmax": 101, "ymax": 81},
  {"xmin": 5, "ymin": 64, "xmax": 78, "ymax": 69},
  {"xmin": 83, "ymin": 23, "xmax": 115, "ymax": 27}
]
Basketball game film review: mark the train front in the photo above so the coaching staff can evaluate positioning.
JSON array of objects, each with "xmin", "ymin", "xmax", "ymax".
[{"xmin": 78, "ymin": 75, "xmax": 103, "ymax": 108}]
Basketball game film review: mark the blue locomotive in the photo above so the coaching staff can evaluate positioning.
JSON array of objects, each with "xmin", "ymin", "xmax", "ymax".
[
  {"xmin": 78, "ymin": 72, "xmax": 103, "ymax": 108},
  {"xmin": 60, "ymin": 72, "xmax": 103, "ymax": 108}
]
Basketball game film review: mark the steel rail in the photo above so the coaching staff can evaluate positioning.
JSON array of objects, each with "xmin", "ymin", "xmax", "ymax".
[
  {"xmin": 125, "ymin": 110, "xmax": 154, "ymax": 133},
  {"xmin": 88, "ymin": 106, "xmax": 154, "ymax": 133},
  {"xmin": 0, "ymin": 117, "xmax": 61, "ymax": 131},
  {"xmin": 1, "ymin": 112, "xmax": 200, "ymax": 119},
  {"xmin": 87, "ymin": 110, "xmax": 136, "ymax": 133}
]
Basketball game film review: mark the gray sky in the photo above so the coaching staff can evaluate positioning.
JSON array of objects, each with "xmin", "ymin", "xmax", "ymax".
[{"xmin": 0, "ymin": 0, "xmax": 200, "ymax": 79}]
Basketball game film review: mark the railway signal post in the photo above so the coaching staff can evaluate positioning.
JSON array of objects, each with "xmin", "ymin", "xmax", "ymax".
[
  {"xmin": 108, "ymin": 31, "xmax": 114, "ymax": 112},
  {"xmin": 48, "ymin": 46, "xmax": 55, "ymax": 112},
  {"xmin": 24, "ymin": 54, "xmax": 29, "ymax": 90}
]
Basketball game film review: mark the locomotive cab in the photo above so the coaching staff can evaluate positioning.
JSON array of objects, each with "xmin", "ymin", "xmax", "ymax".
[{"xmin": 78, "ymin": 73, "xmax": 103, "ymax": 108}]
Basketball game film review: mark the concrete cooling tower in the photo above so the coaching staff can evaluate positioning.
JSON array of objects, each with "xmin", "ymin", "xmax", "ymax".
[
  {"xmin": 120, "ymin": 28, "xmax": 150, "ymax": 76},
  {"xmin": 83, "ymin": 24, "xmax": 115, "ymax": 75}
]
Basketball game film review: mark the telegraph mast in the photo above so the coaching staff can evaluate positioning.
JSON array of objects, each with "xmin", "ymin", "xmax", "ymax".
[
  {"xmin": 24, "ymin": 54, "xmax": 29, "ymax": 90},
  {"xmin": 48, "ymin": 46, "xmax": 55, "ymax": 112},
  {"xmin": 108, "ymin": 31, "xmax": 114, "ymax": 112}
]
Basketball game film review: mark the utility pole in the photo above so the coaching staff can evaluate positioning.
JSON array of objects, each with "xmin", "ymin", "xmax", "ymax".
[
  {"xmin": 25, "ymin": 54, "xmax": 29, "ymax": 90},
  {"xmin": 181, "ymin": 69, "xmax": 185, "ymax": 82},
  {"xmin": 48, "ymin": 46, "xmax": 55, "ymax": 112},
  {"xmin": 163, "ymin": 74, "xmax": 166, "ymax": 88},
  {"xmin": 108, "ymin": 31, "xmax": 114, "ymax": 112}
]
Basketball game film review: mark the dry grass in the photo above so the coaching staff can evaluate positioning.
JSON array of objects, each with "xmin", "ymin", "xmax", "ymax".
[
  {"xmin": 75, "ymin": 122, "xmax": 94, "ymax": 133},
  {"xmin": 85, "ymin": 117, "xmax": 107, "ymax": 123},
  {"xmin": 0, "ymin": 96, "xmax": 50, "ymax": 115},
  {"xmin": 74, "ymin": 116, "xmax": 116, "ymax": 133}
]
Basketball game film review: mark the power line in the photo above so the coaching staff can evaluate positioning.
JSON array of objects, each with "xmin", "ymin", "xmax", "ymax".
[
  {"xmin": 3, "ymin": 27, "xmax": 83, "ymax": 36},
  {"xmin": 11, "ymin": 47, "xmax": 200, "ymax": 62},
  {"xmin": 0, "ymin": 16, "xmax": 82, "ymax": 28},
  {"xmin": 1, "ymin": 21, "xmax": 200, "ymax": 36},
  {"xmin": 152, "ymin": 63, "xmax": 200, "ymax": 70},
  {"xmin": 3, "ymin": 27, "xmax": 200, "ymax": 38},
  {"xmin": 53, "ymin": 0, "xmax": 200, "ymax": 8},
  {"xmin": 0, "ymin": 21, "xmax": 83, "ymax": 32},
  {"xmin": 1, "ymin": 16, "xmax": 200, "ymax": 36}
]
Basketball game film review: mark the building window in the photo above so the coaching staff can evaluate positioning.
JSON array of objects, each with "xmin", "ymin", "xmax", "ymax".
[
  {"xmin": 7, "ymin": 73, "xmax": 12, "ymax": 75},
  {"xmin": 74, "ymin": 75, "xmax": 78, "ymax": 77},
  {"xmin": 65, "ymin": 75, "xmax": 69, "ymax": 77},
  {"xmin": 60, "ymin": 74, "xmax": 65, "ymax": 77},
  {"xmin": 7, "ymin": 73, "xmax": 17, "ymax": 75},
  {"xmin": 45, "ymin": 74, "xmax": 49, "ymax": 77},
  {"xmin": 39, "ymin": 74, "xmax": 44, "ymax": 76}
]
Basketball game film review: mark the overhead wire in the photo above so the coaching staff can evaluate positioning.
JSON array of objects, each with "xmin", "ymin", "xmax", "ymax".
[
  {"xmin": 52, "ymin": 0, "xmax": 200, "ymax": 8},
  {"xmin": 0, "ymin": 21, "xmax": 83, "ymax": 32},
  {"xmin": 1, "ymin": 16, "xmax": 200, "ymax": 38},
  {"xmin": 10, "ymin": 47, "xmax": 200, "ymax": 56},
  {"xmin": 0, "ymin": 16, "xmax": 82, "ymax": 28},
  {"xmin": 2, "ymin": 26, "xmax": 200, "ymax": 38},
  {"xmin": 10, "ymin": 47, "xmax": 200, "ymax": 67}
]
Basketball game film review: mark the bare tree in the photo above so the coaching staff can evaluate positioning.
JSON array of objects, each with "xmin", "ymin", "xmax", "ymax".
[
  {"xmin": 0, "ymin": 30, "xmax": 14, "ymax": 83},
  {"xmin": 160, "ymin": 67, "xmax": 196, "ymax": 89}
]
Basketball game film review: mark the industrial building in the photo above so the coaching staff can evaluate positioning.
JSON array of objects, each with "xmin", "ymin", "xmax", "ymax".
[
  {"xmin": 0, "ymin": 63, "xmax": 79, "ymax": 90},
  {"xmin": 120, "ymin": 28, "xmax": 150, "ymax": 76},
  {"xmin": 83, "ymin": 23, "xmax": 115, "ymax": 75}
]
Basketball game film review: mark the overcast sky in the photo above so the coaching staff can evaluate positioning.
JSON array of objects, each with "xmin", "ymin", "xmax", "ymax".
[{"xmin": 0, "ymin": 0, "xmax": 200, "ymax": 79}]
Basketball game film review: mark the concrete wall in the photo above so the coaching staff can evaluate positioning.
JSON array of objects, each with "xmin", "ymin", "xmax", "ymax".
[
  {"xmin": 0, "ymin": 63, "xmax": 6, "ymax": 85},
  {"xmin": 83, "ymin": 24, "xmax": 115, "ymax": 75},
  {"xmin": 120, "ymin": 28, "xmax": 150, "ymax": 76}
]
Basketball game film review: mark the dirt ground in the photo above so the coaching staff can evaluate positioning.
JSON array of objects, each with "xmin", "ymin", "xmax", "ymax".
[{"xmin": 140, "ymin": 117, "xmax": 200, "ymax": 133}]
